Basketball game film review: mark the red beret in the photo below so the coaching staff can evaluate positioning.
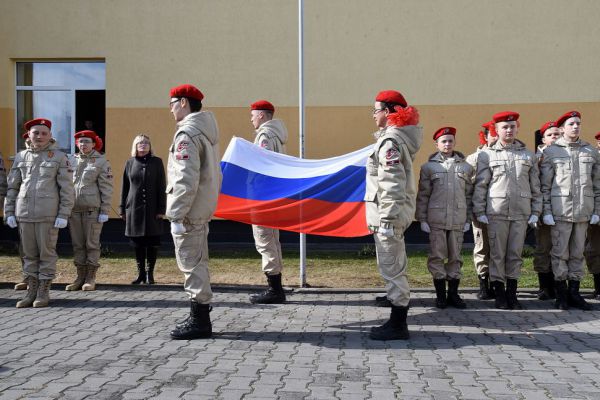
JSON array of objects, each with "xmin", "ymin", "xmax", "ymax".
[
  {"xmin": 24, "ymin": 118, "xmax": 52, "ymax": 130},
  {"xmin": 492, "ymin": 111, "xmax": 519, "ymax": 123},
  {"xmin": 595, "ymin": 131, "xmax": 600, "ymax": 140},
  {"xmin": 375, "ymin": 90, "xmax": 407, "ymax": 108},
  {"xmin": 433, "ymin": 127, "xmax": 456, "ymax": 141},
  {"xmin": 481, "ymin": 120, "xmax": 497, "ymax": 138},
  {"xmin": 556, "ymin": 110, "xmax": 581, "ymax": 127},
  {"xmin": 539, "ymin": 121, "xmax": 557, "ymax": 134},
  {"xmin": 170, "ymin": 84, "xmax": 204, "ymax": 101},
  {"xmin": 22, "ymin": 132, "xmax": 29, "ymax": 139},
  {"xmin": 250, "ymin": 100, "xmax": 275, "ymax": 112},
  {"xmin": 75, "ymin": 130, "xmax": 103, "ymax": 151}
]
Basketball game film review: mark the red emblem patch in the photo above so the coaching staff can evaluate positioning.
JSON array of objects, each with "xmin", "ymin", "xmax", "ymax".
[
  {"xmin": 176, "ymin": 154, "xmax": 189, "ymax": 160},
  {"xmin": 260, "ymin": 140, "xmax": 269, "ymax": 149},
  {"xmin": 177, "ymin": 141, "xmax": 189, "ymax": 152},
  {"xmin": 385, "ymin": 149, "xmax": 398, "ymax": 160},
  {"xmin": 47, "ymin": 151, "xmax": 54, "ymax": 158}
]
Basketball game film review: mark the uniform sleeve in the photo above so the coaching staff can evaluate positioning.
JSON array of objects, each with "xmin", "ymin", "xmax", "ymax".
[
  {"xmin": 415, "ymin": 164, "xmax": 431, "ymax": 222},
  {"xmin": 377, "ymin": 139, "xmax": 408, "ymax": 228},
  {"xmin": 529, "ymin": 154, "xmax": 542, "ymax": 217},
  {"xmin": 156, "ymin": 157, "xmax": 167, "ymax": 215},
  {"xmin": 97, "ymin": 158, "xmax": 114, "ymax": 215},
  {"xmin": 166, "ymin": 132, "xmax": 202, "ymax": 222},
  {"xmin": 3, "ymin": 154, "xmax": 22, "ymax": 219},
  {"xmin": 472, "ymin": 151, "xmax": 491, "ymax": 217},
  {"xmin": 593, "ymin": 150, "xmax": 600, "ymax": 216},
  {"xmin": 256, "ymin": 132, "xmax": 275, "ymax": 151},
  {"xmin": 464, "ymin": 163, "xmax": 474, "ymax": 223},
  {"xmin": 0, "ymin": 154, "xmax": 7, "ymax": 198},
  {"xmin": 56, "ymin": 154, "xmax": 75, "ymax": 219},
  {"xmin": 120, "ymin": 160, "xmax": 130, "ymax": 216},
  {"xmin": 539, "ymin": 149, "xmax": 555, "ymax": 217}
]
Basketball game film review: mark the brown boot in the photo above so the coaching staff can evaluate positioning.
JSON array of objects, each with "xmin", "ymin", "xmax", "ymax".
[
  {"xmin": 82, "ymin": 266, "xmax": 98, "ymax": 291},
  {"xmin": 16, "ymin": 276, "xmax": 39, "ymax": 308},
  {"xmin": 66, "ymin": 266, "xmax": 87, "ymax": 291},
  {"xmin": 33, "ymin": 279, "xmax": 52, "ymax": 308},
  {"xmin": 14, "ymin": 277, "xmax": 28, "ymax": 291}
]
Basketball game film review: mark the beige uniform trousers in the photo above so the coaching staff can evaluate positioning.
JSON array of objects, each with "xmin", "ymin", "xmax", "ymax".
[
  {"xmin": 585, "ymin": 224, "xmax": 600, "ymax": 274},
  {"xmin": 19, "ymin": 221, "xmax": 59, "ymax": 280},
  {"xmin": 471, "ymin": 220, "xmax": 490, "ymax": 278},
  {"xmin": 427, "ymin": 228, "xmax": 463, "ymax": 280},
  {"xmin": 487, "ymin": 219, "xmax": 527, "ymax": 283},
  {"xmin": 551, "ymin": 221, "xmax": 588, "ymax": 281},
  {"xmin": 252, "ymin": 225, "xmax": 283, "ymax": 275},
  {"xmin": 533, "ymin": 225, "xmax": 552, "ymax": 273},
  {"xmin": 173, "ymin": 222, "xmax": 212, "ymax": 304},
  {"xmin": 374, "ymin": 231, "xmax": 410, "ymax": 307},
  {"xmin": 69, "ymin": 210, "xmax": 102, "ymax": 268}
]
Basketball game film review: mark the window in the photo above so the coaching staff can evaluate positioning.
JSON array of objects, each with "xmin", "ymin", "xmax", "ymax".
[{"xmin": 16, "ymin": 62, "xmax": 106, "ymax": 153}]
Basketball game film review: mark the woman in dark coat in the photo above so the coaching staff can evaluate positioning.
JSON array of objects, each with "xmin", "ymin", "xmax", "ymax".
[{"xmin": 119, "ymin": 134, "xmax": 166, "ymax": 284}]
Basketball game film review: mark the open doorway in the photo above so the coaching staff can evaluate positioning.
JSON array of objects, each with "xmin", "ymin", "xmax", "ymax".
[{"xmin": 76, "ymin": 90, "xmax": 106, "ymax": 152}]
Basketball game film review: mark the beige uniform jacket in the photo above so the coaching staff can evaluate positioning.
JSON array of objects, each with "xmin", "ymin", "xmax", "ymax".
[
  {"xmin": 254, "ymin": 119, "xmax": 288, "ymax": 153},
  {"xmin": 365, "ymin": 124, "xmax": 423, "ymax": 232},
  {"xmin": 473, "ymin": 139, "xmax": 542, "ymax": 221},
  {"xmin": 416, "ymin": 151, "xmax": 474, "ymax": 230},
  {"xmin": 465, "ymin": 145, "xmax": 486, "ymax": 177},
  {"xmin": 540, "ymin": 136, "xmax": 600, "ymax": 222},
  {"xmin": 166, "ymin": 111, "xmax": 222, "ymax": 225},
  {"xmin": 0, "ymin": 152, "xmax": 7, "ymax": 200},
  {"xmin": 71, "ymin": 150, "xmax": 113, "ymax": 213},
  {"xmin": 5, "ymin": 140, "xmax": 74, "ymax": 222}
]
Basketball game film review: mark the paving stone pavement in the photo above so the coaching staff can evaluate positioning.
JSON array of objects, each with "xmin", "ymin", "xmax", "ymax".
[{"xmin": 1, "ymin": 285, "xmax": 600, "ymax": 400}]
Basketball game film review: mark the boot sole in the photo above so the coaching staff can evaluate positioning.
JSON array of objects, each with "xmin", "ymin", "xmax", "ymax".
[
  {"xmin": 82, "ymin": 286, "xmax": 96, "ymax": 291},
  {"xmin": 16, "ymin": 302, "xmax": 34, "ymax": 308},
  {"xmin": 170, "ymin": 332, "xmax": 213, "ymax": 340},
  {"xmin": 33, "ymin": 303, "xmax": 49, "ymax": 308},
  {"xmin": 369, "ymin": 331, "xmax": 409, "ymax": 340}
]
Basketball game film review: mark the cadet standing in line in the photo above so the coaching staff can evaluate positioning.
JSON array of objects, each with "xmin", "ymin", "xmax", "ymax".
[
  {"xmin": 473, "ymin": 111, "xmax": 541, "ymax": 310},
  {"xmin": 366, "ymin": 90, "xmax": 423, "ymax": 340},
  {"xmin": 4, "ymin": 118, "xmax": 74, "ymax": 308},
  {"xmin": 584, "ymin": 131, "xmax": 600, "ymax": 299},
  {"xmin": 465, "ymin": 121, "xmax": 497, "ymax": 300},
  {"xmin": 416, "ymin": 127, "xmax": 473, "ymax": 309},
  {"xmin": 66, "ymin": 130, "xmax": 113, "ymax": 292},
  {"xmin": 541, "ymin": 111, "xmax": 600, "ymax": 310},
  {"xmin": 166, "ymin": 84, "xmax": 222, "ymax": 340},
  {"xmin": 248, "ymin": 100, "xmax": 288, "ymax": 304},
  {"xmin": 12, "ymin": 133, "xmax": 30, "ymax": 291},
  {"xmin": 532, "ymin": 121, "xmax": 560, "ymax": 300}
]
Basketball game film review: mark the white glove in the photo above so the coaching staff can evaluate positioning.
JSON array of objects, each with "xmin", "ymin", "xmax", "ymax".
[
  {"xmin": 527, "ymin": 215, "xmax": 539, "ymax": 229},
  {"xmin": 54, "ymin": 217, "xmax": 68, "ymax": 229},
  {"xmin": 420, "ymin": 222, "xmax": 431, "ymax": 233},
  {"xmin": 171, "ymin": 222, "xmax": 186, "ymax": 235},
  {"xmin": 463, "ymin": 222, "xmax": 471, "ymax": 232},
  {"xmin": 543, "ymin": 214, "xmax": 556, "ymax": 226},
  {"xmin": 591, "ymin": 214, "xmax": 600, "ymax": 225},
  {"xmin": 378, "ymin": 226, "xmax": 394, "ymax": 237},
  {"xmin": 98, "ymin": 214, "xmax": 109, "ymax": 223},
  {"xmin": 477, "ymin": 215, "xmax": 489, "ymax": 225},
  {"xmin": 6, "ymin": 216, "xmax": 17, "ymax": 228}
]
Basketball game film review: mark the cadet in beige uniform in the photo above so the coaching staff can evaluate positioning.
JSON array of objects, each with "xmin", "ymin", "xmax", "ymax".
[
  {"xmin": 167, "ymin": 84, "xmax": 222, "ymax": 340},
  {"xmin": 366, "ymin": 90, "xmax": 423, "ymax": 341},
  {"xmin": 584, "ymin": 131, "xmax": 600, "ymax": 299},
  {"xmin": 540, "ymin": 111, "xmax": 600, "ymax": 310},
  {"xmin": 466, "ymin": 121, "xmax": 497, "ymax": 300},
  {"xmin": 66, "ymin": 130, "xmax": 113, "ymax": 292},
  {"xmin": 533, "ymin": 121, "xmax": 560, "ymax": 300},
  {"xmin": 473, "ymin": 111, "xmax": 541, "ymax": 310},
  {"xmin": 416, "ymin": 127, "xmax": 473, "ymax": 309},
  {"xmin": 4, "ymin": 118, "xmax": 74, "ymax": 308},
  {"xmin": 248, "ymin": 100, "xmax": 288, "ymax": 304}
]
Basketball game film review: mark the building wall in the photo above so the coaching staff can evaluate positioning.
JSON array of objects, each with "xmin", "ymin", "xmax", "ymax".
[{"xmin": 1, "ymin": 0, "xmax": 600, "ymax": 217}]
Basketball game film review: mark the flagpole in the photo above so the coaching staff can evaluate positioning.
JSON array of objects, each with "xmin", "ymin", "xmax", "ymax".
[{"xmin": 298, "ymin": 0, "xmax": 307, "ymax": 287}]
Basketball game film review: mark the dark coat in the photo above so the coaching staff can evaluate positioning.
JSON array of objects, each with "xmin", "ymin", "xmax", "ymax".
[{"xmin": 120, "ymin": 155, "xmax": 166, "ymax": 237}]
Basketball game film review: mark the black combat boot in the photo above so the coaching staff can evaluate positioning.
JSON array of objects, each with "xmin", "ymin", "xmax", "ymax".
[
  {"xmin": 369, "ymin": 305, "xmax": 409, "ymax": 341},
  {"xmin": 170, "ymin": 301, "xmax": 213, "ymax": 340},
  {"xmin": 492, "ymin": 281, "xmax": 508, "ymax": 310},
  {"xmin": 433, "ymin": 279, "xmax": 447, "ymax": 309},
  {"xmin": 249, "ymin": 273, "xmax": 286, "ymax": 304},
  {"xmin": 131, "ymin": 246, "xmax": 146, "ymax": 285},
  {"xmin": 505, "ymin": 279, "xmax": 522, "ymax": 310},
  {"xmin": 375, "ymin": 295, "xmax": 392, "ymax": 307},
  {"xmin": 554, "ymin": 280, "xmax": 569, "ymax": 310},
  {"xmin": 477, "ymin": 274, "xmax": 493, "ymax": 300},
  {"xmin": 537, "ymin": 272, "xmax": 555, "ymax": 300},
  {"xmin": 146, "ymin": 246, "xmax": 158, "ymax": 285},
  {"xmin": 447, "ymin": 279, "xmax": 467, "ymax": 309},
  {"xmin": 568, "ymin": 280, "xmax": 592, "ymax": 310},
  {"xmin": 593, "ymin": 274, "xmax": 600, "ymax": 300}
]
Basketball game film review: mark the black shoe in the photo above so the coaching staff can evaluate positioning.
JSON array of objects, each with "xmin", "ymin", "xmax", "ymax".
[
  {"xmin": 249, "ymin": 273, "xmax": 286, "ymax": 304},
  {"xmin": 369, "ymin": 305, "xmax": 409, "ymax": 341},
  {"xmin": 593, "ymin": 274, "xmax": 600, "ymax": 300},
  {"xmin": 568, "ymin": 280, "xmax": 592, "ymax": 310},
  {"xmin": 506, "ymin": 279, "xmax": 522, "ymax": 310},
  {"xmin": 146, "ymin": 247, "xmax": 157, "ymax": 284},
  {"xmin": 433, "ymin": 279, "xmax": 447, "ymax": 309},
  {"xmin": 375, "ymin": 295, "xmax": 392, "ymax": 307},
  {"xmin": 537, "ymin": 272, "xmax": 554, "ymax": 300},
  {"xmin": 554, "ymin": 280, "xmax": 569, "ymax": 310},
  {"xmin": 170, "ymin": 301, "xmax": 213, "ymax": 339},
  {"xmin": 477, "ymin": 275, "xmax": 493, "ymax": 300},
  {"xmin": 492, "ymin": 281, "xmax": 508, "ymax": 309},
  {"xmin": 446, "ymin": 279, "xmax": 466, "ymax": 309},
  {"xmin": 131, "ymin": 265, "xmax": 146, "ymax": 285}
]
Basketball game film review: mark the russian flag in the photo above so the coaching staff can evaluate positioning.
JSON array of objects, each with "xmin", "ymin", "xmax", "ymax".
[{"xmin": 214, "ymin": 137, "xmax": 372, "ymax": 237}]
